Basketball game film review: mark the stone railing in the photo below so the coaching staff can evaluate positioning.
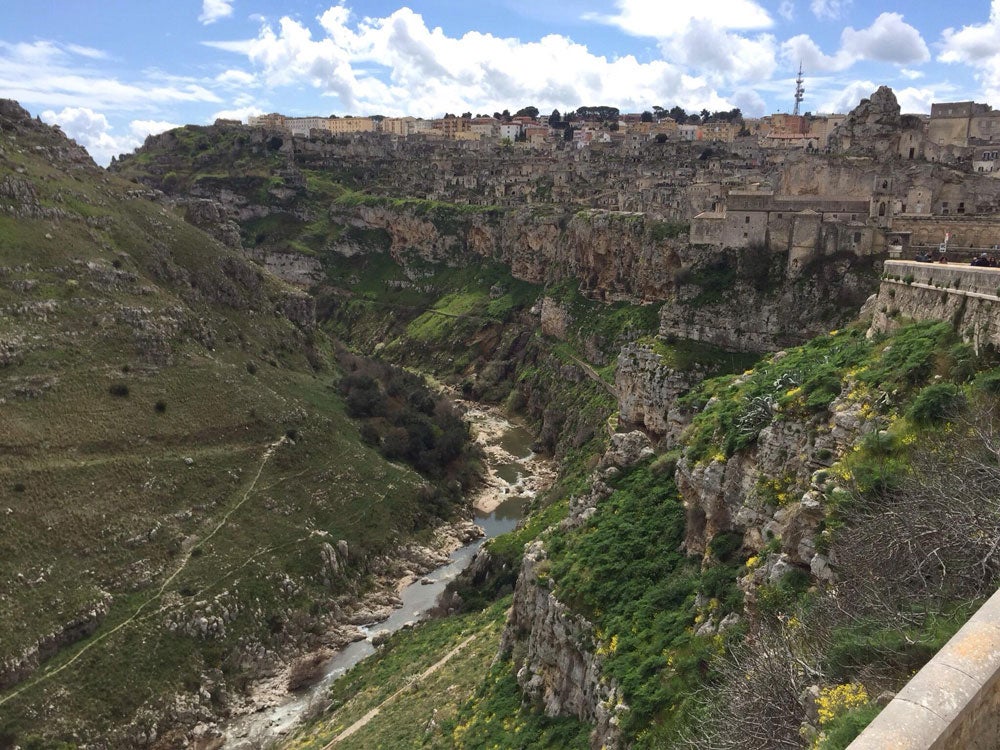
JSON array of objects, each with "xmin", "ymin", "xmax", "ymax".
[
  {"xmin": 882, "ymin": 259, "xmax": 1000, "ymax": 300},
  {"xmin": 848, "ymin": 587, "xmax": 1000, "ymax": 749},
  {"xmin": 870, "ymin": 260, "xmax": 1000, "ymax": 353}
]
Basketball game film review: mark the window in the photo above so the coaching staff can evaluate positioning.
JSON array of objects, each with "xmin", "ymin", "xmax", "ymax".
[
  {"xmin": 745, "ymin": 215, "xmax": 750, "ymax": 224},
  {"xmin": 854, "ymin": 232, "xmax": 862, "ymax": 242}
]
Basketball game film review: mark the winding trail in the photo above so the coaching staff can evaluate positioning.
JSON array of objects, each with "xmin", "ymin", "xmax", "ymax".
[
  {"xmin": 0, "ymin": 435, "xmax": 288, "ymax": 708},
  {"xmin": 321, "ymin": 633, "xmax": 479, "ymax": 747}
]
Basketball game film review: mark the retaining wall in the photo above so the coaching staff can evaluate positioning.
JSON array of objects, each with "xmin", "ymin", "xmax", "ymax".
[
  {"xmin": 848, "ymin": 587, "xmax": 1000, "ymax": 749},
  {"xmin": 868, "ymin": 260, "xmax": 1000, "ymax": 352}
]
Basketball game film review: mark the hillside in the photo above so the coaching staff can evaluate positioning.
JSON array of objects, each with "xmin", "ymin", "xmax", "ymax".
[
  {"xmin": 0, "ymin": 101, "xmax": 478, "ymax": 748},
  {"xmin": 18, "ymin": 96, "xmax": 1000, "ymax": 750}
]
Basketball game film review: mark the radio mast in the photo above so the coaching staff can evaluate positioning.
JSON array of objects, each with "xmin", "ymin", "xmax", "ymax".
[{"xmin": 793, "ymin": 63, "xmax": 805, "ymax": 116}]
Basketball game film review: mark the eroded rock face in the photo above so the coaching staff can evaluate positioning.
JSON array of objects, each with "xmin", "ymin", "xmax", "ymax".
[
  {"xmin": 828, "ymin": 86, "xmax": 902, "ymax": 159},
  {"xmin": 184, "ymin": 199, "xmax": 243, "ymax": 250},
  {"xmin": 500, "ymin": 542, "xmax": 625, "ymax": 750},
  {"xmin": 0, "ymin": 593, "xmax": 112, "ymax": 691},
  {"xmin": 615, "ymin": 342, "xmax": 704, "ymax": 441},
  {"xmin": 677, "ymin": 393, "xmax": 873, "ymax": 567},
  {"xmin": 660, "ymin": 263, "xmax": 877, "ymax": 353}
]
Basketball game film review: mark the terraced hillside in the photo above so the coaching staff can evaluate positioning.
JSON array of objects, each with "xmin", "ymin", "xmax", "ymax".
[{"xmin": 0, "ymin": 101, "xmax": 476, "ymax": 748}]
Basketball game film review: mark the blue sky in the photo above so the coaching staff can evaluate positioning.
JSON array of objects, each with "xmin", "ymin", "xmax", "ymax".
[{"xmin": 3, "ymin": 1, "xmax": 1000, "ymax": 164}]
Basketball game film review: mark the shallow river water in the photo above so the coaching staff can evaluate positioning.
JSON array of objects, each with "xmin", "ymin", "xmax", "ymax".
[{"xmin": 223, "ymin": 409, "xmax": 545, "ymax": 748}]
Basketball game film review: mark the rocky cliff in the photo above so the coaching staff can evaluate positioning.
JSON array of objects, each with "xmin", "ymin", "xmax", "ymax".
[{"xmin": 500, "ymin": 541, "xmax": 625, "ymax": 750}]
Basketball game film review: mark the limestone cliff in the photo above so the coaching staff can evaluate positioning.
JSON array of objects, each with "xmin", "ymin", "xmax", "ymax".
[
  {"xmin": 614, "ymin": 342, "xmax": 710, "ymax": 442},
  {"xmin": 676, "ymin": 390, "xmax": 872, "ymax": 574},
  {"xmin": 828, "ymin": 85, "xmax": 902, "ymax": 159},
  {"xmin": 500, "ymin": 542, "xmax": 625, "ymax": 750},
  {"xmin": 659, "ymin": 251, "xmax": 878, "ymax": 352}
]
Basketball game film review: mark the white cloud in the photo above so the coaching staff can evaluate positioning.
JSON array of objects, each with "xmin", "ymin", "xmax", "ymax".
[
  {"xmin": 841, "ymin": 13, "xmax": 929, "ymax": 65},
  {"xmin": 212, "ymin": 7, "xmax": 748, "ymax": 117},
  {"xmin": 781, "ymin": 13, "xmax": 928, "ymax": 72},
  {"xmin": 0, "ymin": 40, "xmax": 221, "ymax": 112},
  {"xmin": 894, "ymin": 86, "xmax": 938, "ymax": 114},
  {"xmin": 817, "ymin": 79, "xmax": 877, "ymax": 112},
  {"xmin": 940, "ymin": 1, "xmax": 1000, "ymax": 102},
  {"xmin": 199, "ymin": 0, "xmax": 234, "ymax": 25},
  {"xmin": 211, "ymin": 104, "xmax": 264, "ymax": 123},
  {"xmin": 810, "ymin": 0, "xmax": 850, "ymax": 20},
  {"xmin": 778, "ymin": 1, "xmax": 795, "ymax": 22},
  {"xmin": 586, "ymin": 0, "xmax": 773, "ymax": 37},
  {"xmin": 900, "ymin": 68, "xmax": 924, "ymax": 80},
  {"xmin": 216, "ymin": 68, "xmax": 256, "ymax": 86},
  {"xmin": 940, "ymin": 1, "xmax": 1000, "ymax": 63},
  {"xmin": 130, "ymin": 119, "xmax": 181, "ymax": 139},
  {"xmin": 39, "ymin": 107, "xmax": 177, "ymax": 165},
  {"xmin": 662, "ymin": 21, "xmax": 777, "ymax": 85},
  {"xmin": 65, "ymin": 43, "xmax": 109, "ymax": 60}
]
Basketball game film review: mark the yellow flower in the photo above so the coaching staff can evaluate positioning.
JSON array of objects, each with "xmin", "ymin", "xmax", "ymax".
[{"xmin": 815, "ymin": 683, "xmax": 869, "ymax": 726}]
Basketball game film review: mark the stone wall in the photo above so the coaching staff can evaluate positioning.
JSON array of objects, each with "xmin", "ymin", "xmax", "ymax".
[
  {"xmin": 870, "ymin": 260, "xmax": 1000, "ymax": 352},
  {"xmin": 848, "ymin": 587, "xmax": 1000, "ymax": 750}
]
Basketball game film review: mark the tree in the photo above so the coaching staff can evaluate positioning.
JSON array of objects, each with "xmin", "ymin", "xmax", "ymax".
[
  {"xmin": 641, "ymin": 111, "xmax": 654, "ymax": 123},
  {"xmin": 669, "ymin": 105, "xmax": 687, "ymax": 122},
  {"xmin": 460, "ymin": 111, "xmax": 472, "ymax": 119},
  {"xmin": 514, "ymin": 106, "xmax": 539, "ymax": 118},
  {"xmin": 549, "ymin": 109, "xmax": 562, "ymax": 125},
  {"xmin": 679, "ymin": 617, "xmax": 826, "ymax": 750}
]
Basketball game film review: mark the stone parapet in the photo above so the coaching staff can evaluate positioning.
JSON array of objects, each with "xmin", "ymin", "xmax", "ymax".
[
  {"xmin": 883, "ymin": 259, "xmax": 1000, "ymax": 299},
  {"xmin": 848, "ymin": 587, "xmax": 1000, "ymax": 749},
  {"xmin": 869, "ymin": 260, "xmax": 1000, "ymax": 353}
]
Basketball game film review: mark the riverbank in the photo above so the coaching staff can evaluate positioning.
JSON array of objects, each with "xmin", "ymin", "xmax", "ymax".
[
  {"xmin": 219, "ymin": 400, "xmax": 551, "ymax": 748},
  {"xmin": 462, "ymin": 401, "xmax": 555, "ymax": 514}
]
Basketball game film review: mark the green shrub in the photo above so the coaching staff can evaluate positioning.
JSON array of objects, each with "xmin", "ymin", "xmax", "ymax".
[
  {"xmin": 975, "ymin": 368, "xmax": 1000, "ymax": 395},
  {"xmin": 108, "ymin": 382, "xmax": 130, "ymax": 397},
  {"xmin": 817, "ymin": 702, "xmax": 882, "ymax": 750},
  {"xmin": 708, "ymin": 531, "xmax": 744, "ymax": 562},
  {"xmin": 906, "ymin": 383, "xmax": 966, "ymax": 426}
]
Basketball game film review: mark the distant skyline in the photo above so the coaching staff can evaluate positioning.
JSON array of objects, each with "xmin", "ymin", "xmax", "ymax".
[{"xmin": 3, "ymin": 1, "xmax": 1000, "ymax": 164}]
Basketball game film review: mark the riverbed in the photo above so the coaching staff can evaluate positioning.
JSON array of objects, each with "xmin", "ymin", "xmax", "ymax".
[{"xmin": 222, "ymin": 404, "xmax": 548, "ymax": 748}]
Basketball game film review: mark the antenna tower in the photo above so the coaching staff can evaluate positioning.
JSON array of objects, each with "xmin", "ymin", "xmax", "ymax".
[{"xmin": 793, "ymin": 63, "xmax": 805, "ymax": 116}]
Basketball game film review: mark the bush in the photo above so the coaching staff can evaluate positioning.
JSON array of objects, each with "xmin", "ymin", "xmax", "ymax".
[
  {"xmin": 154, "ymin": 400, "xmax": 167, "ymax": 413},
  {"xmin": 907, "ymin": 382, "xmax": 966, "ymax": 426},
  {"xmin": 108, "ymin": 382, "xmax": 130, "ymax": 397},
  {"xmin": 817, "ymin": 702, "xmax": 882, "ymax": 749},
  {"xmin": 975, "ymin": 368, "xmax": 1000, "ymax": 395}
]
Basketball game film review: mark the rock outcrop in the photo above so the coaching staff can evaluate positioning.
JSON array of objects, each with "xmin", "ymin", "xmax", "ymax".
[
  {"xmin": 828, "ymin": 86, "xmax": 902, "ymax": 159},
  {"xmin": 677, "ymin": 389, "xmax": 874, "ymax": 571},
  {"xmin": 500, "ymin": 541, "xmax": 625, "ymax": 750},
  {"xmin": 615, "ymin": 342, "xmax": 706, "ymax": 441}
]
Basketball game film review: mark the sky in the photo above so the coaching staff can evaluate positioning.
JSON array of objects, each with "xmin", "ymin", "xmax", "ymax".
[{"xmin": 3, "ymin": 1, "xmax": 1000, "ymax": 165}]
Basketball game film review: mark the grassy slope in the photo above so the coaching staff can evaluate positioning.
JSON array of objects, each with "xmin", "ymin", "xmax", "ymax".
[{"xmin": 0, "ymin": 114, "xmax": 450, "ymax": 745}]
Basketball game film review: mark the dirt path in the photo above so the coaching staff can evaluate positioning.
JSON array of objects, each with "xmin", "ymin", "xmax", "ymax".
[
  {"xmin": 564, "ymin": 350, "xmax": 617, "ymax": 397},
  {"xmin": 321, "ymin": 633, "xmax": 478, "ymax": 747},
  {"xmin": 0, "ymin": 435, "xmax": 288, "ymax": 709}
]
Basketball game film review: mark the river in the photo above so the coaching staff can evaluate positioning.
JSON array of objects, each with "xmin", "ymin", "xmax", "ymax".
[{"xmin": 222, "ymin": 404, "xmax": 549, "ymax": 748}]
